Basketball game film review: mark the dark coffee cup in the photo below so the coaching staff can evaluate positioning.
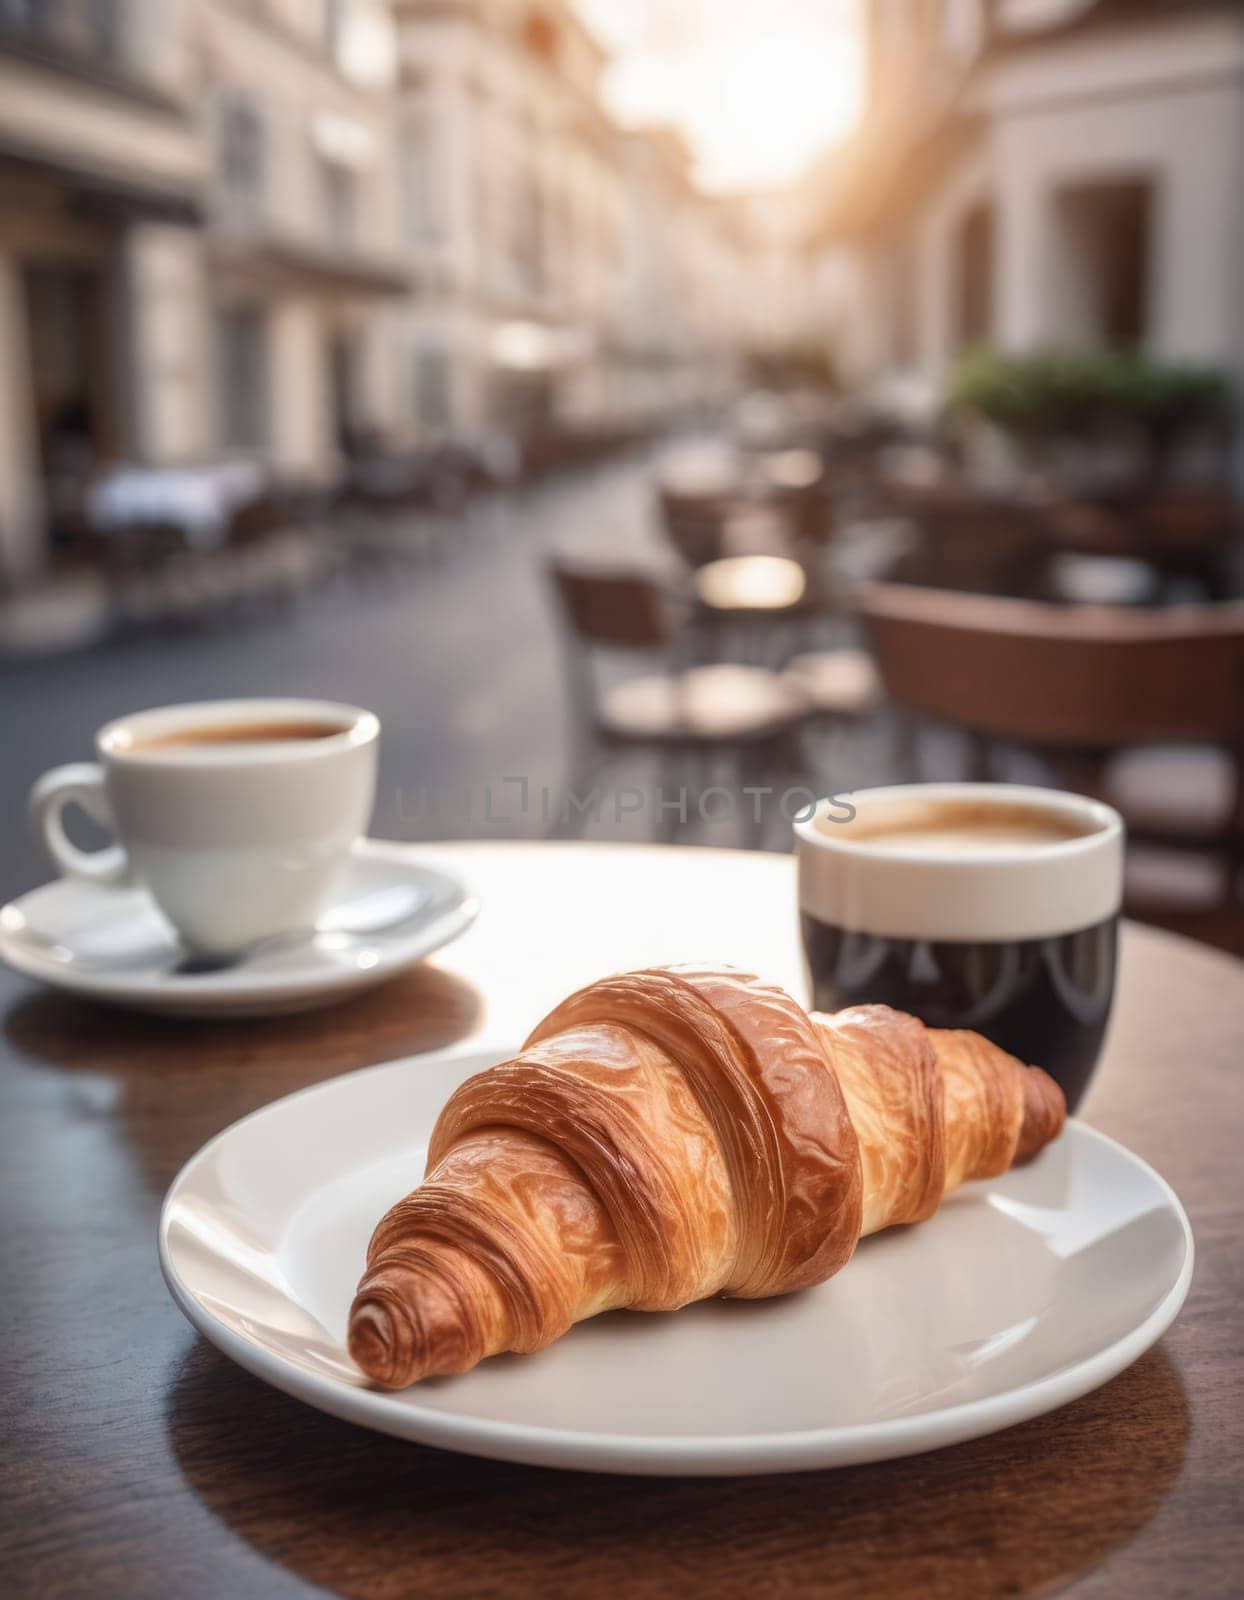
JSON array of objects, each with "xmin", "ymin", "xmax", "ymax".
[{"xmin": 794, "ymin": 784, "xmax": 1125, "ymax": 1111}]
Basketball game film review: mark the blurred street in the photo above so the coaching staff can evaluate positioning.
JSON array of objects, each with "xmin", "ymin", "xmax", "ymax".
[
  {"xmin": 7, "ymin": 438, "xmax": 1244, "ymax": 960},
  {"xmin": 0, "ymin": 446, "xmax": 882, "ymax": 905}
]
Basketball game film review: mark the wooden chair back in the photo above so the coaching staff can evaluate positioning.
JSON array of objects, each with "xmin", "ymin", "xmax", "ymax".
[
  {"xmin": 886, "ymin": 480, "xmax": 1047, "ymax": 592},
  {"xmin": 856, "ymin": 582, "xmax": 1244, "ymax": 747},
  {"xmin": 548, "ymin": 557, "xmax": 672, "ymax": 651},
  {"xmin": 657, "ymin": 486, "xmax": 737, "ymax": 569},
  {"xmin": 228, "ymin": 492, "xmax": 288, "ymax": 547}
]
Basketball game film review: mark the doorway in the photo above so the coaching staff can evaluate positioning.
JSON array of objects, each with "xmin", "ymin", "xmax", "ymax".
[
  {"xmin": 954, "ymin": 200, "xmax": 994, "ymax": 350},
  {"xmin": 22, "ymin": 262, "xmax": 115, "ymax": 542},
  {"xmin": 329, "ymin": 330, "xmax": 364, "ymax": 455},
  {"xmin": 1052, "ymin": 179, "xmax": 1153, "ymax": 346}
]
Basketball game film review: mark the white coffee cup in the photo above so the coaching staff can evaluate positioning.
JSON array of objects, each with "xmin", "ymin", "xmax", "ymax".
[{"xmin": 29, "ymin": 699, "xmax": 379, "ymax": 955}]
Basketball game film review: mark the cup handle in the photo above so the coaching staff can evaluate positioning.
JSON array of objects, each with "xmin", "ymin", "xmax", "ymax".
[{"xmin": 29, "ymin": 763, "xmax": 130, "ymax": 887}]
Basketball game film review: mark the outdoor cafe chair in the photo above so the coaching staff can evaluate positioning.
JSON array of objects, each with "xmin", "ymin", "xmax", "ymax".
[
  {"xmin": 547, "ymin": 553, "xmax": 813, "ymax": 843},
  {"xmin": 856, "ymin": 580, "xmax": 1244, "ymax": 905}
]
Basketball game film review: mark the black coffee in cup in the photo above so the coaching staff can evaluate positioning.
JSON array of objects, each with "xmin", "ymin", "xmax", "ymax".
[{"xmin": 795, "ymin": 786, "xmax": 1124, "ymax": 1111}]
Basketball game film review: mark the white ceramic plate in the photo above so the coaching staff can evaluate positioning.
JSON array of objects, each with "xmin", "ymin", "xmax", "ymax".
[
  {"xmin": 0, "ymin": 840, "xmax": 478, "ymax": 1017},
  {"xmin": 160, "ymin": 1045, "xmax": 1193, "ymax": 1476}
]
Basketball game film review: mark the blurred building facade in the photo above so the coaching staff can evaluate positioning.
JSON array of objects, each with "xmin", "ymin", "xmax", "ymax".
[
  {"xmin": 0, "ymin": 0, "xmax": 408, "ymax": 578},
  {"xmin": 363, "ymin": 3, "xmax": 755, "ymax": 441},
  {"xmin": 392, "ymin": 0, "xmax": 623, "ymax": 440},
  {"xmin": 0, "ymin": 0, "xmax": 202, "ymax": 578},
  {"xmin": 811, "ymin": 0, "xmax": 1244, "ymax": 435},
  {"xmin": 612, "ymin": 126, "xmax": 747, "ymax": 423},
  {"xmin": 731, "ymin": 185, "xmax": 828, "ymax": 364},
  {"xmin": 0, "ymin": 0, "xmax": 764, "ymax": 580},
  {"xmin": 202, "ymin": 0, "xmax": 408, "ymax": 478}
]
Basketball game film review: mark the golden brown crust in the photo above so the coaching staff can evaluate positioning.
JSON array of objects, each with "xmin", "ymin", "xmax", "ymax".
[
  {"xmin": 1015, "ymin": 1064, "xmax": 1067, "ymax": 1160},
  {"xmin": 349, "ymin": 967, "xmax": 1066, "ymax": 1389},
  {"xmin": 528, "ymin": 967, "xmax": 863, "ymax": 1297},
  {"xmin": 930, "ymin": 1028, "xmax": 1027, "ymax": 1188},
  {"xmin": 811, "ymin": 1006, "xmax": 944, "ymax": 1235}
]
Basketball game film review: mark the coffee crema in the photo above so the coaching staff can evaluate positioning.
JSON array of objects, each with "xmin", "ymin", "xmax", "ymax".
[
  {"xmin": 126, "ymin": 719, "xmax": 349, "ymax": 750},
  {"xmin": 820, "ymin": 800, "xmax": 1095, "ymax": 856}
]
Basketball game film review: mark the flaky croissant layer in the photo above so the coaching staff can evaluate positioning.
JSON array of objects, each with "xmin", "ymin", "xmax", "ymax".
[{"xmin": 349, "ymin": 966, "xmax": 1065, "ymax": 1389}]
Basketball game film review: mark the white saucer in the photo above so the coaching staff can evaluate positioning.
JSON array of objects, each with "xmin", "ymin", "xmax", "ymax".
[
  {"xmin": 0, "ymin": 840, "xmax": 479, "ymax": 1018},
  {"xmin": 160, "ymin": 1044, "xmax": 1193, "ymax": 1476}
]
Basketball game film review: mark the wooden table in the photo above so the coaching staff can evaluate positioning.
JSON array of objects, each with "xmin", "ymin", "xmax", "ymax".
[{"xmin": 2, "ymin": 842, "xmax": 1241, "ymax": 1599}]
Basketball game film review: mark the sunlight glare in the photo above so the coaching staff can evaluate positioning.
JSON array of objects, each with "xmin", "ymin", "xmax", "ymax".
[
  {"xmin": 579, "ymin": 0, "xmax": 864, "ymax": 191},
  {"xmin": 695, "ymin": 32, "xmax": 862, "ymax": 190}
]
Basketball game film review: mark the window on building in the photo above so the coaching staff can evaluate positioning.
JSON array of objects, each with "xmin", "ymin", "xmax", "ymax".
[
  {"xmin": 323, "ymin": 0, "xmax": 345, "ymax": 52},
  {"xmin": 412, "ymin": 346, "xmax": 451, "ymax": 430},
  {"xmin": 510, "ymin": 142, "xmax": 545, "ymax": 293},
  {"xmin": 1053, "ymin": 179, "xmax": 1153, "ymax": 347},
  {"xmin": 22, "ymin": 263, "xmax": 111, "ymax": 517},
  {"xmin": 217, "ymin": 308, "xmax": 268, "ymax": 451},
  {"xmin": 318, "ymin": 155, "xmax": 357, "ymax": 249},
  {"xmin": 890, "ymin": 235, "xmax": 919, "ymax": 369},
  {"xmin": 398, "ymin": 110, "xmax": 444, "ymax": 244},
  {"xmin": 955, "ymin": 201, "xmax": 994, "ymax": 348},
  {"xmin": 0, "ymin": 0, "xmax": 119, "ymax": 57},
  {"xmin": 557, "ymin": 194, "xmax": 575, "ymax": 302},
  {"xmin": 217, "ymin": 90, "xmax": 265, "ymax": 222},
  {"xmin": 474, "ymin": 167, "xmax": 491, "ymax": 262},
  {"xmin": 329, "ymin": 332, "xmax": 361, "ymax": 452}
]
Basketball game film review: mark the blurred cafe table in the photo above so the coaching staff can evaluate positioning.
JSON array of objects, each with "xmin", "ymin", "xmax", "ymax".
[
  {"xmin": 687, "ymin": 553, "xmax": 842, "ymax": 681},
  {"xmin": 86, "ymin": 460, "xmax": 268, "ymax": 552},
  {"xmin": 755, "ymin": 447, "xmax": 824, "ymax": 493},
  {"xmin": 657, "ymin": 441, "xmax": 832, "ymax": 573},
  {"xmin": 694, "ymin": 554, "xmax": 811, "ymax": 614},
  {"xmin": 2, "ymin": 841, "xmax": 1242, "ymax": 1599}
]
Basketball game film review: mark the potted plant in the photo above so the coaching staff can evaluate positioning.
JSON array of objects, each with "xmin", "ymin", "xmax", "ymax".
[{"xmin": 946, "ymin": 347, "xmax": 1235, "ymax": 498}]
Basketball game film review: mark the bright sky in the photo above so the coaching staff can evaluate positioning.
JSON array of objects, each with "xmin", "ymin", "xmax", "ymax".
[{"xmin": 574, "ymin": 0, "xmax": 865, "ymax": 192}]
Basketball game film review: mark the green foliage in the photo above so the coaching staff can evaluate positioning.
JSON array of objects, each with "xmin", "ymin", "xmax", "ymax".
[{"xmin": 946, "ymin": 346, "xmax": 1234, "ymax": 445}]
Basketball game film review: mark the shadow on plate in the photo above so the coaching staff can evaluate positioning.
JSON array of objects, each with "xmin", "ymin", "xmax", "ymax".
[
  {"xmin": 1, "ymin": 962, "xmax": 483, "ymax": 1196},
  {"xmin": 165, "ymin": 1336, "xmax": 1189, "ymax": 1600}
]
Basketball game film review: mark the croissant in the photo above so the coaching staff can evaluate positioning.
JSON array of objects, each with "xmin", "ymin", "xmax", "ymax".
[{"xmin": 349, "ymin": 966, "xmax": 1065, "ymax": 1388}]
